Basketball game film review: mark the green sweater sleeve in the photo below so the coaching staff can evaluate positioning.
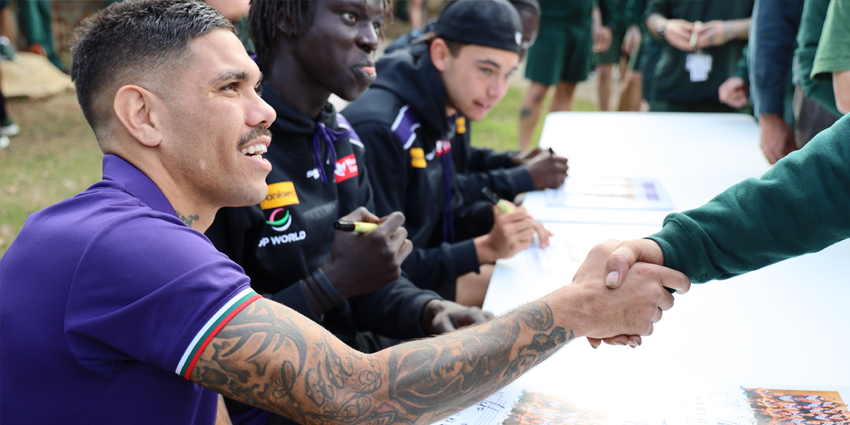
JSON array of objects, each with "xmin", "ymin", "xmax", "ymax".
[{"xmin": 647, "ymin": 113, "xmax": 850, "ymax": 283}]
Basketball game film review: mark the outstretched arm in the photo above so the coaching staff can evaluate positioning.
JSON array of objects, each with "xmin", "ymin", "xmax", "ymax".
[{"xmin": 191, "ymin": 241, "xmax": 689, "ymax": 425}]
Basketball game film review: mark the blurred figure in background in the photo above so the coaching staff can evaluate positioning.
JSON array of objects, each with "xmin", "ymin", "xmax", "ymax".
[
  {"xmin": 518, "ymin": 0, "xmax": 613, "ymax": 152},
  {"xmin": 205, "ymin": 0, "xmax": 253, "ymax": 53},
  {"xmin": 646, "ymin": 0, "xmax": 752, "ymax": 113},
  {"xmin": 747, "ymin": 0, "xmax": 803, "ymax": 164}
]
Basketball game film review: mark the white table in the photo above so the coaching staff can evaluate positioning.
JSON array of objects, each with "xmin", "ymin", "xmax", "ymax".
[{"xmin": 481, "ymin": 113, "xmax": 850, "ymax": 423}]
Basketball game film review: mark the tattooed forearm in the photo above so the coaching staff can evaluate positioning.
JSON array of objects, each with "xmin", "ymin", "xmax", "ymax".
[
  {"xmin": 192, "ymin": 298, "xmax": 573, "ymax": 425},
  {"xmin": 175, "ymin": 210, "xmax": 200, "ymax": 228}
]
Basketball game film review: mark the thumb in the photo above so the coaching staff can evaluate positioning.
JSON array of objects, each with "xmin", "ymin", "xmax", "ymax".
[
  {"xmin": 588, "ymin": 337, "xmax": 602, "ymax": 349},
  {"xmin": 345, "ymin": 206, "xmax": 381, "ymax": 223},
  {"xmin": 604, "ymin": 239, "xmax": 664, "ymax": 288}
]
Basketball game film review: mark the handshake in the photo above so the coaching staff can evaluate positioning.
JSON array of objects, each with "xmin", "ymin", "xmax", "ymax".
[{"xmin": 560, "ymin": 238, "xmax": 690, "ymax": 348}]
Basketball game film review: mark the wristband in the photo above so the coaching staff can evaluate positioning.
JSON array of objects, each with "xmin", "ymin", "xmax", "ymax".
[
  {"xmin": 312, "ymin": 268, "xmax": 346, "ymax": 310},
  {"xmin": 303, "ymin": 278, "xmax": 331, "ymax": 312}
]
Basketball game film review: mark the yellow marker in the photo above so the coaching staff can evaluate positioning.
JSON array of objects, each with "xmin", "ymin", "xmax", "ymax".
[
  {"xmin": 333, "ymin": 221, "xmax": 378, "ymax": 233},
  {"xmin": 481, "ymin": 187, "xmax": 514, "ymax": 213}
]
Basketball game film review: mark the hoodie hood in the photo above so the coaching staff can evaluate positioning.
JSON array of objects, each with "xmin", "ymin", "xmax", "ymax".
[
  {"xmin": 261, "ymin": 82, "xmax": 351, "ymax": 186},
  {"xmin": 371, "ymin": 43, "xmax": 450, "ymax": 142}
]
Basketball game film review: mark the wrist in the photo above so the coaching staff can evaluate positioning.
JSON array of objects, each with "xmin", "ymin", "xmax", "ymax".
[
  {"xmin": 544, "ymin": 287, "xmax": 594, "ymax": 338},
  {"xmin": 319, "ymin": 264, "xmax": 350, "ymax": 300},
  {"xmin": 474, "ymin": 235, "xmax": 498, "ymax": 264}
]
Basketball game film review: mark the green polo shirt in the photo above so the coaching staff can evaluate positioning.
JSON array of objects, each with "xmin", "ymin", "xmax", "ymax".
[
  {"xmin": 649, "ymin": 0, "xmax": 753, "ymax": 103},
  {"xmin": 812, "ymin": 0, "xmax": 850, "ymax": 83},
  {"xmin": 794, "ymin": 0, "xmax": 840, "ymax": 118}
]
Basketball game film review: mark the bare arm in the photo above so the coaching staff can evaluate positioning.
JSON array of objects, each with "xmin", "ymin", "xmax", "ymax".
[
  {"xmin": 833, "ymin": 70, "xmax": 850, "ymax": 115},
  {"xmin": 191, "ymin": 242, "xmax": 689, "ymax": 425},
  {"xmin": 215, "ymin": 394, "xmax": 233, "ymax": 425}
]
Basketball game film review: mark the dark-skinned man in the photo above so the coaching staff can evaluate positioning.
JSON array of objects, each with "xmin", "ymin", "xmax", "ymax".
[
  {"xmin": 0, "ymin": 1, "xmax": 689, "ymax": 423},
  {"xmin": 342, "ymin": 0, "xmax": 557, "ymax": 307},
  {"xmin": 204, "ymin": 0, "xmax": 492, "ymax": 422}
]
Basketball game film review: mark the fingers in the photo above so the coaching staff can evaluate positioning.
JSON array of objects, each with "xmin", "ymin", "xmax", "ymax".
[
  {"xmin": 589, "ymin": 335, "xmax": 643, "ymax": 349},
  {"xmin": 573, "ymin": 239, "xmax": 621, "ymax": 282},
  {"xmin": 657, "ymin": 265, "xmax": 691, "ymax": 295},
  {"xmin": 532, "ymin": 221, "xmax": 551, "ymax": 248},
  {"xmin": 604, "ymin": 239, "xmax": 664, "ymax": 288},
  {"xmin": 345, "ymin": 206, "xmax": 381, "ymax": 223},
  {"xmin": 431, "ymin": 314, "xmax": 456, "ymax": 334},
  {"xmin": 377, "ymin": 211, "xmax": 405, "ymax": 230},
  {"xmin": 397, "ymin": 239, "xmax": 414, "ymax": 262}
]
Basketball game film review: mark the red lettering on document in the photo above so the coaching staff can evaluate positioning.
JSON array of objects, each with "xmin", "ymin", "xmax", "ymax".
[{"xmin": 334, "ymin": 153, "xmax": 359, "ymax": 183}]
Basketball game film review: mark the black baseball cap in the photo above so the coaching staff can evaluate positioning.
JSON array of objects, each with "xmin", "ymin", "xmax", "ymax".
[{"xmin": 434, "ymin": 0, "xmax": 523, "ymax": 55}]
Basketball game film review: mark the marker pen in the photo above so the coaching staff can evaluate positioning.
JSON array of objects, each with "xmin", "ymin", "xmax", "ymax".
[
  {"xmin": 333, "ymin": 221, "xmax": 379, "ymax": 233},
  {"xmin": 481, "ymin": 187, "xmax": 514, "ymax": 213}
]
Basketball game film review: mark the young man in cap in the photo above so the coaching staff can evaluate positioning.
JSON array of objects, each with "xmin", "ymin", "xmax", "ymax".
[
  {"xmin": 385, "ymin": 0, "xmax": 571, "ymax": 211},
  {"xmin": 0, "ymin": 1, "xmax": 688, "ymax": 423},
  {"xmin": 342, "ymin": 0, "xmax": 552, "ymax": 307}
]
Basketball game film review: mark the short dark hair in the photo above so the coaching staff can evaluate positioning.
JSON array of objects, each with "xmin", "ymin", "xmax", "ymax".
[
  {"xmin": 70, "ymin": 0, "xmax": 234, "ymax": 140},
  {"xmin": 421, "ymin": 33, "xmax": 467, "ymax": 57},
  {"xmin": 249, "ymin": 0, "xmax": 392, "ymax": 73}
]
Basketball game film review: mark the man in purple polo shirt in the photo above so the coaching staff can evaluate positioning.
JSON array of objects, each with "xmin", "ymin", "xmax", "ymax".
[{"xmin": 0, "ymin": 1, "xmax": 689, "ymax": 424}]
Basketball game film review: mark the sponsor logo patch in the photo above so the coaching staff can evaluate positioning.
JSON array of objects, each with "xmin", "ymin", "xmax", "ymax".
[
  {"xmin": 265, "ymin": 208, "xmax": 293, "ymax": 232},
  {"xmin": 410, "ymin": 147, "xmax": 426, "ymax": 168},
  {"xmin": 334, "ymin": 153, "xmax": 359, "ymax": 183},
  {"xmin": 258, "ymin": 231, "xmax": 307, "ymax": 247},
  {"xmin": 261, "ymin": 182, "xmax": 299, "ymax": 209}
]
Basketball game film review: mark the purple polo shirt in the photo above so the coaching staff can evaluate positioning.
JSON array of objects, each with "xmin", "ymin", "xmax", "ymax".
[{"xmin": 0, "ymin": 155, "xmax": 261, "ymax": 424}]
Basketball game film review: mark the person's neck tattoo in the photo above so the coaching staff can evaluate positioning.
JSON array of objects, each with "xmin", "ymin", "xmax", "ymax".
[{"xmin": 176, "ymin": 210, "xmax": 200, "ymax": 228}]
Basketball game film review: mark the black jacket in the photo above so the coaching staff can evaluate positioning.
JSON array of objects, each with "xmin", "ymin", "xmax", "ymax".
[
  {"xmin": 451, "ymin": 120, "xmax": 535, "ymax": 203},
  {"xmin": 205, "ymin": 82, "xmax": 440, "ymax": 348},
  {"xmin": 341, "ymin": 44, "xmax": 483, "ymax": 297}
]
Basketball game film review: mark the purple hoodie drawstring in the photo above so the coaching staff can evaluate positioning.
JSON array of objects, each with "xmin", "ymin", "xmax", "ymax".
[{"xmin": 311, "ymin": 122, "xmax": 350, "ymax": 186}]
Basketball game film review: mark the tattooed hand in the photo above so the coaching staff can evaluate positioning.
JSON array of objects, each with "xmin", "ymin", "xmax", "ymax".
[{"xmin": 191, "ymin": 241, "xmax": 686, "ymax": 425}]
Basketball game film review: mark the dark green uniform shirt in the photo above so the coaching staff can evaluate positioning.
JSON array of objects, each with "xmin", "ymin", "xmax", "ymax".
[
  {"xmin": 649, "ymin": 0, "xmax": 753, "ymax": 103},
  {"xmin": 795, "ymin": 0, "xmax": 840, "ymax": 118},
  {"xmin": 648, "ymin": 114, "xmax": 850, "ymax": 283},
  {"xmin": 539, "ymin": 0, "xmax": 594, "ymax": 28}
]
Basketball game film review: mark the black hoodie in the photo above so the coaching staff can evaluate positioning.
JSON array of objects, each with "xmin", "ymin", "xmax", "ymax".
[
  {"xmin": 341, "ymin": 43, "xmax": 485, "ymax": 297},
  {"xmin": 205, "ymin": 82, "xmax": 440, "ymax": 350}
]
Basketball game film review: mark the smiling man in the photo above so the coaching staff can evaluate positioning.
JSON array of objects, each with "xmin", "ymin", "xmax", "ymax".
[
  {"xmin": 0, "ymin": 1, "xmax": 688, "ymax": 424},
  {"xmin": 342, "ymin": 0, "xmax": 547, "ymax": 307}
]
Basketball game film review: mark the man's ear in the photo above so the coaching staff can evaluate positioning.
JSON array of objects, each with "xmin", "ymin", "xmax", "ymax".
[
  {"xmin": 276, "ymin": 7, "xmax": 299, "ymax": 38},
  {"xmin": 113, "ymin": 85, "xmax": 163, "ymax": 148},
  {"xmin": 430, "ymin": 38, "xmax": 451, "ymax": 72}
]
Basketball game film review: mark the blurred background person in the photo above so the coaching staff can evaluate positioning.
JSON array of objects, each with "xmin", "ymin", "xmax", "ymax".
[
  {"xmin": 646, "ymin": 0, "xmax": 752, "ymax": 113},
  {"xmin": 518, "ymin": 0, "xmax": 613, "ymax": 152},
  {"xmin": 747, "ymin": 0, "xmax": 803, "ymax": 165}
]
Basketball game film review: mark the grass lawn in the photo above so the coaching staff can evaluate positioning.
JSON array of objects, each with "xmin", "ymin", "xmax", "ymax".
[{"xmin": 0, "ymin": 88, "xmax": 596, "ymax": 257}]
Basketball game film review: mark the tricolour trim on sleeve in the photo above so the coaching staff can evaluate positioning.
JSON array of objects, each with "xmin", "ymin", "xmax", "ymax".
[{"xmin": 175, "ymin": 287, "xmax": 262, "ymax": 379}]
